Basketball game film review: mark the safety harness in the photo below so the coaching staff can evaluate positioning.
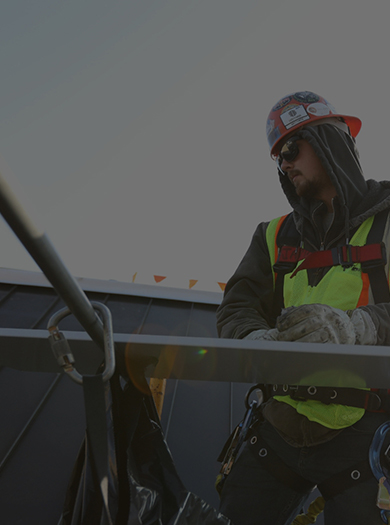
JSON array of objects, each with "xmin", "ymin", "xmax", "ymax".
[
  {"xmin": 271, "ymin": 208, "xmax": 390, "ymax": 324},
  {"xmin": 217, "ymin": 209, "xmax": 390, "ymax": 520},
  {"xmin": 217, "ymin": 385, "xmax": 388, "ymax": 523},
  {"xmin": 269, "ymin": 207, "xmax": 390, "ymax": 414}
]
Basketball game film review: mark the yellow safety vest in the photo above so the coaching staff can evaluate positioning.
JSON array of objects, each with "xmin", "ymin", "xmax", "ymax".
[{"xmin": 266, "ymin": 214, "xmax": 384, "ymax": 429}]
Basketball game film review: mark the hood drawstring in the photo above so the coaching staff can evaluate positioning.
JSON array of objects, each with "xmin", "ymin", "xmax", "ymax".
[{"xmin": 344, "ymin": 205, "xmax": 351, "ymax": 246}]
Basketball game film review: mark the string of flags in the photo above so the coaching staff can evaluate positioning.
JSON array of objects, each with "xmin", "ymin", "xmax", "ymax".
[{"xmin": 131, "ymin": 272, "xmax": 226, "ymax": 291}]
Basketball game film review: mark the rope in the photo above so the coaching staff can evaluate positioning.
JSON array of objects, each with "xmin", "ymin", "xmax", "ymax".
[{"xmin": 291, "ymin": 496, "xmax": 325, "ymax": 524}]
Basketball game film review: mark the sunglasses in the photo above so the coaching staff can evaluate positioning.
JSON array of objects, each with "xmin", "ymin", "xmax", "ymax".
[{"xmin": 277, "ymin": 136, "xmax": 300, "ymax": 169}]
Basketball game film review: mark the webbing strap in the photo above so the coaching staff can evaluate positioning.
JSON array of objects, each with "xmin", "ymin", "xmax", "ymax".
[
  {"xmin": 288, "ymin": 243, "xmax": 385, "ymax": 278},
  {"xmin": 83, "ymin": 375, "xmax": 115, "ymax": 525},
  {"xmin": 270, "ymin": 385, "xmax": 390, "ymax": 412},
  {"xmin": 363, "ymin": 209, "xmax": 390, "ymax": 304},
  {"xmin": 270, "ymin": 273, "xmax": 288, "ymax": 325}
]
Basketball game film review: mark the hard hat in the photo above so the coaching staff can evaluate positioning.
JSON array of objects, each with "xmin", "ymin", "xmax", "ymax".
[{"xmin": 266, "ymin": 91, "xmax": 362, "ymax": 158}]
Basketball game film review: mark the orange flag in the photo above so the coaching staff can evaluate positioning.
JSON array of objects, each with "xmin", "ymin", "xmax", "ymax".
[
  {"xmin": 132, "ymin": 272, "xmax": 137, "ymax": 283},
  {"xmin": 217, "ymin": 282, "xmax": 226, "ymax": 292},
  {"xmin": 189, "ymin": 279, "xmax": 198, "ymax": 289},
  {"xmin": 154, "ymin": 275, "xmax": 166, "ymax": 283}
]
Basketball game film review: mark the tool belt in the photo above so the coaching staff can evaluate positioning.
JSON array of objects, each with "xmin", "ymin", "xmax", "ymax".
[{"xmin": 269, "ymin": 385, "xmax": 390, "ymax": 413}]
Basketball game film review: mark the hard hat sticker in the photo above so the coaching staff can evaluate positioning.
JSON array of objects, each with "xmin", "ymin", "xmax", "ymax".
[
  {"xmin": 267, "ymin": 125, "xmax": 281, "ymax": 149},
  {"xmin": 293, "ymin": 92, "xmax": 320, "ymax": 104},
  {"xmin": 326, "ymin": 102, "xmax": 338, "ymax": 114},
  {"xmin": 272, "ymin": 96, "xmax": 292, "ymax": 112},
  {"xmin": 307, "ymin": 103, "xmax": 331, "ymax": 116},
  {"xmin": 280, "ymin": 105, "xmax": 310, "ymax": 130}
]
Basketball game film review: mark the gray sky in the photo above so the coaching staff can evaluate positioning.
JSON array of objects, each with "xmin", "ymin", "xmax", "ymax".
[{"xmin": 1, "ymin": 1, "xmax": 388, "ymax": 291}]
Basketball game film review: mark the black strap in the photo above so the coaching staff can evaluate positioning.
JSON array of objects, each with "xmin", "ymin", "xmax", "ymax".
[
  {"xmin": 270, "ymin": 214, "xmax": 297, "ymax": 323},
  {"xmin": 362, "ymin": 208, "xmax": 390, "ymax": 304},
  {"xmin": 270, "ymin": 268, "xmax": 290, "ymax": 325},
  {"xmin": 83, "ymin": 375, "xmax": 115, "ymax": 525},
  {"xmin": 270, "ymin": 385, "xmax": 390, "ymax": 412}
]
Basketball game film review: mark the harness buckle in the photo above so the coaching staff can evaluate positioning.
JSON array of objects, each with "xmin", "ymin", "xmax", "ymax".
[
  {"xmin": 333, "ymin": 245, "xmax": 354, "ymax": 268},
  {"xmin": 287, "ymin": 385, "xmax": 299, "ymax": 397},
  {"xmin": 273, "ymin": 260, "xmax": 298, "ymax": 274}
]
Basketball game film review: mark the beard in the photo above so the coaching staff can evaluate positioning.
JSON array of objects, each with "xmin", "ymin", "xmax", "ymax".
[
  {"xmin": 296, "ymin": 178, "xmax": 324, "ymax": 200},
  {"xmin": 293, "ymin": 171, "xmax": 334, "ymax": 203}
]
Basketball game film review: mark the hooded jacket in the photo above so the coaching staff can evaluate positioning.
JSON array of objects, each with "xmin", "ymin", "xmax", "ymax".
[{"xmin": 216, "ymin": 123, "xmax": 390, "ymax": 346}]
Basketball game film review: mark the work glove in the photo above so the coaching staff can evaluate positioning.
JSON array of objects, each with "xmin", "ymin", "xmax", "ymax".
[
  {"xmin": 244, "ymin": 328, "xmax": 279, "ymax": 341},
  {"xmin": 347, "ymin": 308, "xmax": 377, "ymax": 345},
  {"xmin": 276, "ymin": 304, "xmax": 377, "ymax": 345}
]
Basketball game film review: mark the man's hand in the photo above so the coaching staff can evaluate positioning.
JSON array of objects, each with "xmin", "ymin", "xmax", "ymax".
[{"xmin": 275, "ymin": 304, "xmax": 376, "ymax": 345}]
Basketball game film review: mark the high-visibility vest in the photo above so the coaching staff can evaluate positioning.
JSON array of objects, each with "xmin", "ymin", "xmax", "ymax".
[{"xmin": 265, "ymin": 214, "xmax": 390, "ymax": 429}]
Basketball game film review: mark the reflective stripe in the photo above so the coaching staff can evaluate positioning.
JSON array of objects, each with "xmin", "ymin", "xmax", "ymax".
[
  {"xmin": 357, "ymin": 271, "xmax": 370, "ymax": 307},
  {"xmin": 266, "ymin": 215, "xmax": 288, "ymax": 288}
]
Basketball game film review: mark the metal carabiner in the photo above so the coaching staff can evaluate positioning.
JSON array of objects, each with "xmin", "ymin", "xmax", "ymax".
[
  {"xmin": 369, "ymin": 421, "xmax": 390, "ymax": 523},
  {"xmin": 218, "ymin": 385, "xmax": 264, "ymax": 489},
  {"xmin": 47, "ymin": 301, "xmax": 115, "ymax": 385},
  {"xmin": 245, "ymin": 384, "xmax": 265, "ymax": 410}
]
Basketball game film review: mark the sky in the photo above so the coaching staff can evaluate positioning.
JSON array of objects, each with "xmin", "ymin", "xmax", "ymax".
[{"xmin": 1, "ymin": 0, "xmax": 389, "ymax": 292}]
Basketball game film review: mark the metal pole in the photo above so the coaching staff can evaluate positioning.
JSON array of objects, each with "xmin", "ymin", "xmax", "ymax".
[{"xmin": 0, "ymin": 171, "xmax": 104, "ymax": 349}]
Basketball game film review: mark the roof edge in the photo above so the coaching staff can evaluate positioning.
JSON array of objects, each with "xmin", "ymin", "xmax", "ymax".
[{"xmin": 0, "ymin": 267, "xmax": 223, "ymax": 305}]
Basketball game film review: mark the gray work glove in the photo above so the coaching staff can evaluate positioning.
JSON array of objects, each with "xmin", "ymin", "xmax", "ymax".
[
  {"xmin": 244, "ymin": 328, "xmax": 279, "ymax": 341},
  {"xmin": 276, "ymin": 304, "xmax": 376, "ymax": 345},
  {"xmin": 348, "ymin": 308, "xmax": 377, "ymax": 345}
]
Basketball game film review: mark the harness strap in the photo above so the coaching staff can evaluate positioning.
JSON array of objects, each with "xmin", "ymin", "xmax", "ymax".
[
  {"xmin": 270, "ymin": 385, "xmax": 390, "ymax": 412},
  {"xmin": 363, "ymin": 208, "xmax": 390, "ymax": 304},
  {"xmin": 288, "ymin": 243, "xmax": 386, "ymax": 278},
  {"xmin": 247, "ymin": 428, "xmax": 373, "ymax": 501},
  {"xmin": 271, "ymin": 210, "xmax": 390, "ymax": 322},
  {"xmin": 269, "ymin": 215, "xmax": 294, "ymax": 324}
]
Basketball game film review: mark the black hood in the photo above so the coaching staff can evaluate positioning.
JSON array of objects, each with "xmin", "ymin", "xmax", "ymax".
[{"xmin": 278, "ymin": 123, "xmax": 390, "ymax": 230}]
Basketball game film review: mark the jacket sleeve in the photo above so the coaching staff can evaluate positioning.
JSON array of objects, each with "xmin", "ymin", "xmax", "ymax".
[
  {"xmin": 216, "ymin": 222, "xmax": 276, "ymax": 339},
  {"xmin": 360, "ymin": 304, "xmax": 390, "ymax": 346}
]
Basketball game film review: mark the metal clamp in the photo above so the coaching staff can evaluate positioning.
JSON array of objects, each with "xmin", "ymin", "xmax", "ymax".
[{"xmin": 47, "ymin": 301, "xmax": 115, "ymax": 385}]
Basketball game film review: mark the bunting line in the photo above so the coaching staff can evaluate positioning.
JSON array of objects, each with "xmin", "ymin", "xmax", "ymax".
[{"xmin": 130, "ymin": 273, "xmax": 226, "ymax": 291}]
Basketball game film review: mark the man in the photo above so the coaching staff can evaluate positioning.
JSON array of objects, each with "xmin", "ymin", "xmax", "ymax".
[{"xmin": 216, "ymin": 91, "xmax": 390, "ymax": 524}]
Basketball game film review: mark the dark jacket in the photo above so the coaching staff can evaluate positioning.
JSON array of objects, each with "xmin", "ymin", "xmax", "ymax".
[{"xmin": 216, "ymin": 124, "xmax": 390, "ymax": 346}]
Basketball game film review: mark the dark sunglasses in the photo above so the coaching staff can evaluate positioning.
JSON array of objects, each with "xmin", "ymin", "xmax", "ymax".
[{"xmin": 277, "ymin": 136, "xmax": 300, "ymax": 169}]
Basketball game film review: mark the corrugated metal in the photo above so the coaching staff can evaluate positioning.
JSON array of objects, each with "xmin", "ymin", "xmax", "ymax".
[{"xmin": 0, "ymin": 269, "xmax": 248, "ymax": 523}]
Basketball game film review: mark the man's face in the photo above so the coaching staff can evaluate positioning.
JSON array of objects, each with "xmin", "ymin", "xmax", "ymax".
[{"xmin": 279, "ymin": 139, "xmax": 337, "ymax": 205}]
